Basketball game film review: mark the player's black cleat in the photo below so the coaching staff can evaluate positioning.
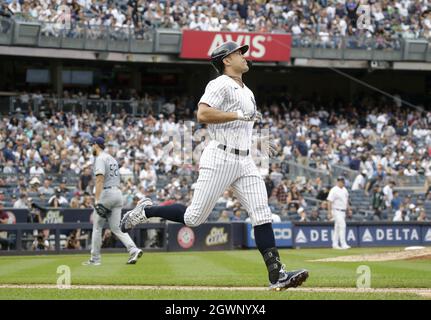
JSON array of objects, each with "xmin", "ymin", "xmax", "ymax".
[{"xmin": 269, "ymin": 267, "xmax": 309, "ymax": 291}]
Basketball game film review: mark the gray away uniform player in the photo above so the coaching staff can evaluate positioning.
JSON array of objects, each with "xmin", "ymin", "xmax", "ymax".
[
  {"xmin": 120, "ymin": 42, "xmax": 308, "ymax": 290},
  {"xmin": 83, "ymin": 137, "xmax": 142, "ymax": 266}
]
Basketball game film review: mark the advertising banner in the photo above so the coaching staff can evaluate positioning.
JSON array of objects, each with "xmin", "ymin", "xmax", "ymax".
[
  {"xmin": 244, "ymin": 223, "xmax": 293, "ymax": 248},
  {"xmin": 293, "ymin": 224, "xmax": 359, "ymax": 248},
  {"xmin": 180, "ymin": 30, "xmax": 292, "ymax": 62},
  {"xmin": 167, "ymin": 223, "xmax": 233, "ymax": 251},
  {"xmin": 422, "ymin": 226, "xmax": 431, "ymax": 244},
  {"xmin": 358, "ymin": 225, "xmax": 422, "ymax": 247}
]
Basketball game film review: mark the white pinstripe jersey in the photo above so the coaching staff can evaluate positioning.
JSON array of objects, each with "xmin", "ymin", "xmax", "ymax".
[{"xmin": 199, "ymin": 75, "xmax": 256, "ymax": 150}]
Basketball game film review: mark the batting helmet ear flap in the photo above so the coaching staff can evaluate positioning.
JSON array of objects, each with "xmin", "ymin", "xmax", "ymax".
[{"xmin": 211, "ymin": 60, "xmax": 224, "ymax": 74}]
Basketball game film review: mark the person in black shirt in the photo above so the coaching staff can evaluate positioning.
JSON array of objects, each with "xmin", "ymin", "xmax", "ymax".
[
  {"xmin": 79, "ymin": 166, "xmax": 92, "ymax": 193},
  {"xmin": 371, "ymin": 184, "xmax": 385, "ymax": 220},
  {"xmin": 236, "ymin": 0, "xmax": 248, "ymax": 20},
  {"xmin": 0, "ymin": 3, "xmax": 13, "ymax": 18},
  {"xmin": 345, "ymin": 0, "xmax": 360, "ymax": 28},
  {"xmin": 128, "ymin": 0, "xmax": 139, "ymax": 25},
  {"xmin": 317, "ymin": 186, "xmax": 330, "ymax": 201}
]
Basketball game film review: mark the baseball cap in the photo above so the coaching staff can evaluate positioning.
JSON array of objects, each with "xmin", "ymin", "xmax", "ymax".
[
  {"xmin": 30, "ymin": 177, "xmax": 41, "ymax": 185},
  {"xmin": 91, "ymin": 136, "xmax": 105, "ymax": 149},
  {"xmin": 337, "ymin": 176, "xmax": 345, "ymax": 181}
]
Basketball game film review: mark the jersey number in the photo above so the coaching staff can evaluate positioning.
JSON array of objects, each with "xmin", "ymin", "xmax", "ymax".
[{"xmin": 109, "ymin": 164, "xmax": 119, "ymax": 177}]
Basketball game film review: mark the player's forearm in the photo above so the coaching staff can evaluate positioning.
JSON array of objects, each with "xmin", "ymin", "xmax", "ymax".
[
  {"xmin": 94, "ymin": 176, "xmax": 104, "ymax": 203},
  {"xmin": 197, "ymin": 104, "xmax": 238, "ymax": 124}
]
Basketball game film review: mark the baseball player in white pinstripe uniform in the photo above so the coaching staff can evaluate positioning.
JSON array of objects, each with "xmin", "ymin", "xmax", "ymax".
[{"xmin": 120, "ymin": 42, "xmax": 308, "ymax": 290}]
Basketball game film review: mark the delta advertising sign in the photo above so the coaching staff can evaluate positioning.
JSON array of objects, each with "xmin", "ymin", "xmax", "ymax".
[
  {"xmin": 358, "ymin": 226, "xmax": 422, "ymax": 247},
  {"xmin": 180, "ymin": 30, "xmax": 292, "ymax": 62},
  {"xmin": 291, "ymin": 223, "xmax": 431, "ymax": 248},
  {"xmin": 293, "ymin": 225, "xmax": 359, "ymax": 248}
]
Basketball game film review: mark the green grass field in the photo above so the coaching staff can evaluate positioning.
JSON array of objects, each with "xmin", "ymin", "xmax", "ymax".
[{"xmin": 0, "ymin": 247, "xmax": 430, "ymax": 300}]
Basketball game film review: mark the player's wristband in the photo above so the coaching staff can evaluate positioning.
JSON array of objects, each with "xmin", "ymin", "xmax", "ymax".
[{"xmin": 236, "ymin": 110, "xmax": 245, "ymax": 120}]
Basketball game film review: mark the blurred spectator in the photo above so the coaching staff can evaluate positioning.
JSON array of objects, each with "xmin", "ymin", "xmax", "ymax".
[
  {"xmin": 27, "ymin": 202, "xmax": 43, "ymax": 223},
  {"xmin": 309, "ymin": 208, "xmax": 322, "ymax": 222},
  {"xmin": 29, "ymin": 177, "xmax": 41, "ymax": 193},
  {"xmin": 79, "ymin": 166, "xmax": 93, "ymax": 193},
  {"xmin": 393, "ymin": 205, "xmax": 410, "ymax": 222},
  {"xmin": 38, "ymin": 176, "xmax": 55, "ymax": 196},
  {"xmin": 371, "ymin": 184, "xmax": 385, "ymax": 220},
  {"xmin": 391, "ymin": 191, "xmax": 402, "ymax": 212},
  {"xmin": 216, "ymin": 190, "xmax": 235, "ymax": 209},
  {"xmin": 382, "ymin": 180, "xmax": 396, "ymax": 211},
  {"xmin": 231, "ymin": 209, "xmax": 243, "ymax": 222},
  {"xmin": 297, "ymin": 207, "xmax": 308, "ymax": 222},
  {"xmin": 102, "ymin": 229, "xmax": 116, "ymax": 248},
  {"xmin": 417, "ymin": 208, "xmax": 429, "ymax": 222},
  {"xmin": 48, "ymin": 188, "xmax": 69, "ymax": 208},
  {"xmin": 352, "ymin": 170, "xmax": 367, "ymax": 191},
  {"xmin": 29, "ymin": 162, "xmax": 45, "ymax": 177},
  {"xmin": 294, "ymin": 135, "xmax": 309, "ymax": 167},
  {"xmin": 0, "ymin": 201, "xmax": 11, "ymax": 250},
  {"xmin": 2, "ymin": 160, "xmax": 16, "ymax": 174},
  {"xmin": 287, "ymin": 183, "xmax": 304, "ymax": 211},
  {"xmin": 217, "ymin": 210, "xmax": 231, "ymax": 223},
  {"xmin": 31, "ymin": 232, "xmax": 50, "ymax": 251},
  {"xmin": 58, "ymin": 178, "xmax": 69, "ymax": 194},
  {"xmin": 13, "ymin": 193, "xmax": 29, "ymax": 209},
  {"xmin": 66, "ymin": 229, "xmax": 82, "ymax": 249},
  {"xmin": 271, "ymin": 179, "xmax": 289, "ymax": 204},
  {"xmin": 70, "ymin": 192, "xmax": 82, "ymax": 209},
  {"xmin": 81, "ymin": 193, "xmax": 93, "ymax": 208}
]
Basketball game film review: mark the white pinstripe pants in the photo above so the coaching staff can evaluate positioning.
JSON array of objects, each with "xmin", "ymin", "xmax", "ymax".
[{"xmin": 184, "ymin": 141, "xmax": 273, "ymax": 227}]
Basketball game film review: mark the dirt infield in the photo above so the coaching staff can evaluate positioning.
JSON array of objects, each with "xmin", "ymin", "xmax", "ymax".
[
  {"xmin": 310, "ymin": 248, "xmax": 431, "ymax": 262},
  {"xmin": 0, "ymin": 284, "xmax": 430, "ymax": 298}
]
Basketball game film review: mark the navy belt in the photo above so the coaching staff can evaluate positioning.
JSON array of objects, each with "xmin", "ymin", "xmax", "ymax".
[
  {"xmin": 217, "ymin": 144, "xmax": 249, "ymax": 156},
  {"xmin": 103, "ymin": 186, "xmax": 118, "ymax": 190},
  {"xmin": 334, "ymin": 208, "xmax": 346, "ymax": 212}
]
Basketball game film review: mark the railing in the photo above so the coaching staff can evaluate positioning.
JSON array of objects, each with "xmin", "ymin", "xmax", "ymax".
[
  {"xmin": 285, "ymin": 160, "xmax": 332, "ymax": 186},
  {"xmin": 9, "ymin": 96, "xmax": 162, "ymax": 116},
  {"xmin": 331, "ymin": 164, "xmax": 427, "ymax": 188},
  {"xmin": 0, "ymin": 172, "xmax": 81, "ymax": 185},
  {"xmin": 0, "ymin": 16, "xmax": 154, "ymax": 53},
  {"xmin": 0, "ymin": 222, "xmax": 167, "ymax": 254},
  {"xmin": 291, "ymin": 33, "xmax": 403, "ymax": 51},
  {"xmin": 331, "ymin": 164, "xmax": 360, "ymax": 185}
]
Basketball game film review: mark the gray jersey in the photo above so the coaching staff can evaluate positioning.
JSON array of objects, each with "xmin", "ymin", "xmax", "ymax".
[
  {"xmin": 199, "ymin": 75, "xmax": 256, "ymax": 150},
  {"xmin": 94, "ymin": 151, "xmax": 120, "ymax": 188}
]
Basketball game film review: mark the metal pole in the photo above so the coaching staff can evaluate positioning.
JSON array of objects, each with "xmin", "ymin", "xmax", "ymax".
[{"xmin": 16, "ymin": 229, "xmax": 22, "ymax": 251}]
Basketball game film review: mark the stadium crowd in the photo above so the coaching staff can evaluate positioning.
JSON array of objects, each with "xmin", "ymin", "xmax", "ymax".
[
  {"xmin": 0, "ymin": 88, "xmax": 431, "ymax": 228},
  {"xmin": 1, "ymin": 0, "xmax": 431, "ymax": 47}
]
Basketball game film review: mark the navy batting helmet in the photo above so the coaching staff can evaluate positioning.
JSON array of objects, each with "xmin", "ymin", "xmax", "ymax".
[{"xmin": 210, "ymin": 41, "xmax": 249, "ymax": 74}]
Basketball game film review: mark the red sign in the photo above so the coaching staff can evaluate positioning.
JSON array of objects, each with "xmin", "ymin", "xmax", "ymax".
[
  {"xmin": 177, "ymin": 226, "xmax": 195, "ymax": 249},
  {"xmin": 180, "ymin": 30, "xmax": 292, "ymax": 62}
]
